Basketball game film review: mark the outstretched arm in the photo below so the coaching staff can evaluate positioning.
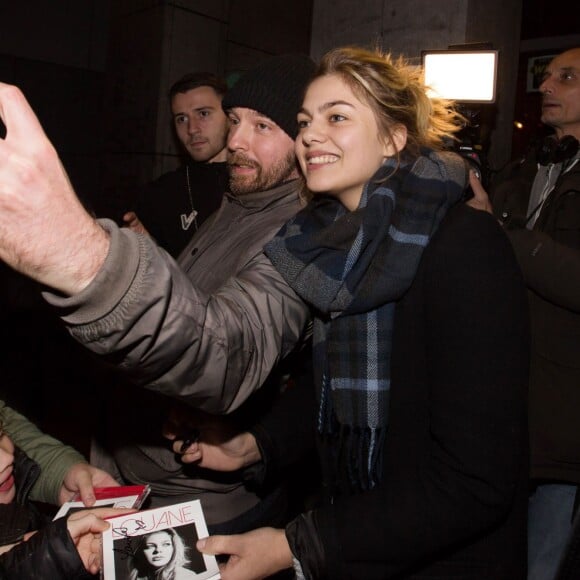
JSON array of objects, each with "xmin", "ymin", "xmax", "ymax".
[
  {"xmin": 0, "ymin": 82, "xmax": 109, "ymax": 295},
  {"xmin": 0, "ymin": 83, "xmax": 310, "ymax": 415},
  {"xmin": 0, "ymin": 399, "xmax": 119, "ymax": 505}
]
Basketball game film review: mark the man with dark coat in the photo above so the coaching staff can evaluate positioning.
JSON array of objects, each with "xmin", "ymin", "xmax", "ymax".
[{"xmin": 468, "ymin": 46, "xmax": 580, "ymax": 580}]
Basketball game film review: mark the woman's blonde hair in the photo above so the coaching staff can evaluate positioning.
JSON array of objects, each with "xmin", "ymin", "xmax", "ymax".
[
  {"xmin": 128, "ymin": 527, "xmax": 190, "ymax": 580},
  {"xmin": 314, "ymin": 45, "xmax": 464, "ymax": 157}
]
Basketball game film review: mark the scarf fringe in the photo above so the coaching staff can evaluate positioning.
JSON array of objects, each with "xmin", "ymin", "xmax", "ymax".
[{"xmin": 319, "ymin": 424, "xmax": 385, "ymax": 492}]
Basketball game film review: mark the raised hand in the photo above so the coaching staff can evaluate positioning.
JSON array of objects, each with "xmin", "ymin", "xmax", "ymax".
[
  {"xmin": 66, "ymin": 507, "xmax": 135, "ymax": 575},
  {"xmin": 0, "ymin": 82, "xmax": 110, "ymax": 295},
  {"xmin": 59, "ymin": 462, "xmax": 120, "ymax": 506},
  {"xmin": 197, "ymin": 527, "xmax": 293, "ymax": 580}
]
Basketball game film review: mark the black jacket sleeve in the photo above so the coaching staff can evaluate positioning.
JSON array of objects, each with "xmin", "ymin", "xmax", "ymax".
[{"xmin": 0, "ymin": 517, "xmax": 90, "ymax": 580}]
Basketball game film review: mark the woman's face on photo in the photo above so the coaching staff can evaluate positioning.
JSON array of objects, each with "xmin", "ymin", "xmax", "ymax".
[
  {"xmin": 142, "ymin": 531, "xmax": 174, "ymax": 568},
  {"xmin": 0, "ymin": 426, "xmax": 15, "ymax": 505},
  {"xmin": 296, "ymin": 73, "xmax": 395, "ymax": 210}
]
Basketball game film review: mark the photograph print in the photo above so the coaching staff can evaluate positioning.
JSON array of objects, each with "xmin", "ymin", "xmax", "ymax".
[{"xmin": 102, "ymin": 500, "xmax": 220, "ymax": 580}]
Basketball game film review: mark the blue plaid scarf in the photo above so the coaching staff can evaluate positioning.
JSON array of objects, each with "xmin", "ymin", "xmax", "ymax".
[{"xmin": 265, "ymin": 149, "xmax": 467, "ymax": 491}]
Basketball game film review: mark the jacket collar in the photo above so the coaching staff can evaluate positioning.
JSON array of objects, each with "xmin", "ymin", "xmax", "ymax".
[{"xmin": 224, "ymin": 178, "xmax": 303, "ymax": 210}]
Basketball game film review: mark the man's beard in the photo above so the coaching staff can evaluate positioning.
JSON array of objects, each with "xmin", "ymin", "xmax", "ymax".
[{"xmin": 228, "ymin": 150, "xmax": 296, "ymax": 195}]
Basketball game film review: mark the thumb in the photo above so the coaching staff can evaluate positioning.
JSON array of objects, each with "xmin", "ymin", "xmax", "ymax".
[
  {"xmin": 75, "ymin": 470, "xmax": 96, "ymax": 507},
  {"xmin": 197, "ymin": 537, "xmax": 212, "ymax": 554},
  {"xmin": 197, "ymin": 535, "xmax": 231, "ymax": 556}
]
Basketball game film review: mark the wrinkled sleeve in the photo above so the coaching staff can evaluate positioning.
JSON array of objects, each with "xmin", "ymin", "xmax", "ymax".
[
  {"xmin": 0, "ymin": 517, "xmax": 87, "ymax": 580},
  {"xmin": 43, "ymin": 219, "xmax": 309, "ymax": 414}
]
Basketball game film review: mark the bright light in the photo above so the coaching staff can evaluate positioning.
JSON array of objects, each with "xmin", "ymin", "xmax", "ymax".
[{"xmin": 422, "ymin": 50, "xmax": 498, "ymax": 103}]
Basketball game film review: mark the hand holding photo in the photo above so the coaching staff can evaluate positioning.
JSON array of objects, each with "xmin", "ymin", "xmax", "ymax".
[{"xmin": 101, "ymin": 499, "xmax": 220, "ymax": 580}]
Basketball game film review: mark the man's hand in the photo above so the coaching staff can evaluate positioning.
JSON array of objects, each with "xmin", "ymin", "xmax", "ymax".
[
  {"xmin": 466, "ymin": 170, "xmax": 494, "ymax": 214},
  {"xmin": 65, "ymin": 507, "xmax": 135, "ymax": 575},
  {"xmin": 197, "ymin": 528, "xmax": 293, "ymax": 580},
  {"xmin": 122, "ymin": 211, "xmax": 151, "ymax": 236},
  {"xmin": 58, "ymin": 463, "xmax": 120, "ymax": 506},
  {"xmin": 163, "ymin": 406, "xmax": 261, "ymax": 470},
  {"xmin": 0, "ymin": 82, "xmax": 110, "ymax": 295}
]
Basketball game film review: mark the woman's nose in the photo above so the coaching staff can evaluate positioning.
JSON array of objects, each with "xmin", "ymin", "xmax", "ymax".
[{"xmin": 301, "ymin": 122, "xmax": 324, "ymax": 145}]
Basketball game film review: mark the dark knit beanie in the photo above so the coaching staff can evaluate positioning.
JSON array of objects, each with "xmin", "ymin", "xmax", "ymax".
[{"xmin": 222, "ymin": 53, "xmax": 316, "ymax": 139}]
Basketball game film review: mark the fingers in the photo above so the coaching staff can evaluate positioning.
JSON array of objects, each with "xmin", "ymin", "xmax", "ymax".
[
  {"xmin": 68, "ymin": 506, "xmax": 136, "ymax": 526},
  {"xmin": 92, "ymin": 470, "xmax": 121, "ymax": 488},
  {"xmin": 86, "ymin": 535, "xmax": 103, "ymax": 575},
  {"xmin": 66, "ymin": 510, "xmax": 131, "ymax": 575},
  {"xmin": 197, "ymin": 530, "xmax": 291, "ymax": 579},
  {"xmin": 163, "ymin": 413, "xmax": 201, "ymax": 459},
  {"xmin": 89, "ymin": 506, "xmax": 136, "ymax": 519},
  {"xmin": 179, "ymin": 429, "xmax": 201, "ymax": 453},
  {"xmin": 197, "ymin": 534, "xmax": 239, "ymax": 557},
  {"xmin": 466, "ymin": 170, "xmax": 493, "ymax": 213},
  {"xmin": 121, "ymin": 211, "xmax": 140, "ymax": 229},
  {"xmin": 67, "ymin": 512, "xmax": 110, "ymax": 538},
  {"xmin": 75, "ymin": 468, "xmax": 96, "ymax": 507},
  {"xmin": 122, "ymin": 211, "xmax": 149, "ymax": 235},
  {"xmin": 0, "ymin": 83, "xmax": 50, "ymax": 149},
  {"xmin": 172, "ymin": 439, "xmax": 202, "ymax": 463}
]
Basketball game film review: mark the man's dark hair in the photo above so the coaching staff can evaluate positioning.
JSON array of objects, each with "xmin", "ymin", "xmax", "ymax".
[{"xmin": 169, "ymin": 72, "xmax": 228, "ymax": 100}]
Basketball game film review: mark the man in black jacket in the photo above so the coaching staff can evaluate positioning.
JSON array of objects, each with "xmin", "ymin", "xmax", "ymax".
[
  {"xmin": 468, "ymin": 46, "xmax": 580, "ymax": 580},
  {"xmin": 122, "ymin": 72, "xmax": 229, "ymax": 257}
]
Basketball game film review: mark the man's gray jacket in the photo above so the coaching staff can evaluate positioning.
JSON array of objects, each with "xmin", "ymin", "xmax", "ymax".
[{"xmin": 45, "ymin": 179, "xmax": 311, "ymax": 525}]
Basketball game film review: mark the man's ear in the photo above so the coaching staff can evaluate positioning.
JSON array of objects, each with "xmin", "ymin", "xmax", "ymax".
[{"xmin": 382, "ymin": 124, "xmax": 407, "ymax": 157}]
